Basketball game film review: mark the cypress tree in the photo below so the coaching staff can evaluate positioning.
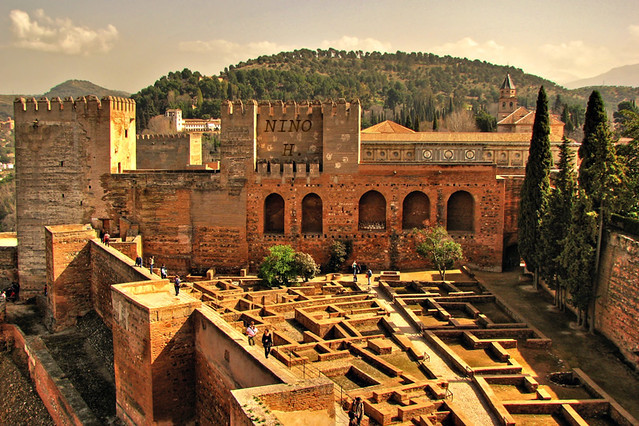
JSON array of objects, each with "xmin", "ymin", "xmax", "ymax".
[
  {"xmin": 518, "ymin": 86, "xmax": 552, "ymax": 286},
  {"xmin": 539, "ymin": 138, "xmax": 576, "ymax": 309},
  {"xmin": 559, "ymin": 191, "xmax": 597, "ymax": 327},
  {"xmin": 579, "ymin": 90, "xmax": 621, "ymax": 211}
]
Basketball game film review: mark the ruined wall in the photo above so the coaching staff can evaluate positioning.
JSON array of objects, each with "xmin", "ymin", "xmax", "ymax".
[
  {"xmin": 111, "ymin": 282, "xmax": 201, "ymax": 425},
  {"xmin": 14, "ymin": 96, "xmax": 135, "ymax": 297},
  {"xmin": 194, "ymin": 307, "xmax": 290, "ymax": 424},
  {"xmin": 136, "ymin": 133, "xmax": 201, "ymax": 170},
  {"xmin": 44, "ymin": 224, "xmax": 95, "ymax": 331},
  {"xmin": 103, "ymin": 171, "xmax": 248, "ymax": 275},
  {"xmin": 595, "ymin": 231, "xmax": 639, "ymax": 369}
]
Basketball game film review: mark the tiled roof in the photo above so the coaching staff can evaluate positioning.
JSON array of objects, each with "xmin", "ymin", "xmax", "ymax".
[
  {"xmin": 500, "ymin": 73, "xmax": 515, "ymax": 90},
  {"xmin": 361, "ymin": 120, "xmax": 415, "ymax": 134}
]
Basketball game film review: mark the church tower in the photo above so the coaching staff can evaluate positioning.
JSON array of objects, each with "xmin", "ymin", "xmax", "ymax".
[{"xmin": 498, "ymin": 74, "xmax": 518, "ymax": 120}]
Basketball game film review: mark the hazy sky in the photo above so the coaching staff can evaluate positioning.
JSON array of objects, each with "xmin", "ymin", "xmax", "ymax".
[{"xmin": 1, "ymin": 0, "xmax": 638, "ymax": 94}]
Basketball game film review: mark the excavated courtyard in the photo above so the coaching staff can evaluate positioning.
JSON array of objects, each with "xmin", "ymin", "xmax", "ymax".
[{"xmin": 2, "ymin": 267, "xmax": 638, "ymax": 425}]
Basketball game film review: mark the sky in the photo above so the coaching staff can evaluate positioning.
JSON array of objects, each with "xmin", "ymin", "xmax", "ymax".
[{"xmin": 0, "ymin": 0, "xmax": 638, "ymax": 95}]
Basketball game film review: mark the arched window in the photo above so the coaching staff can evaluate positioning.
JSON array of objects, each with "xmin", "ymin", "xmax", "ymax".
[
  {"xmin": 264, "ymin": 193, "xmax": 284, "ymax": 234},
  {"xmin": 302, "ymin": 193, "xmax": 322, "ymax": 234},
  {"xmin": 359, "ymin": 191, "xmax": 386, "ymax": 231},
  {"xmin": 447, "ymin": 191, "xmax": 474, "ymax": 232},
  {"xmin": 402, "ymin": 191, "xmax": 430, "ymax": 230}
]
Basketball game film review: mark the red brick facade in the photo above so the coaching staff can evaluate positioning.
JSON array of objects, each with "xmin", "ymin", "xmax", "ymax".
[{"xmin": 595, "ymin": 231, "xmax": 639, "ymax": 368}]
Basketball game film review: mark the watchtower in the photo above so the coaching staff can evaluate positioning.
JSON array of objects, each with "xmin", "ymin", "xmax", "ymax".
[{"xmin": 14, "ymin": 96, "xmax": 136, "ymax": 297}]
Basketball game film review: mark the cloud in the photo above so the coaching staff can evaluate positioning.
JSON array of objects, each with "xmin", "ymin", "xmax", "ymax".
[
  {"xmin": 428, "ymin": 36, "xmax": 627, "ymax": 83},
  {"xmin": 178, "ymin": 35, "xmax": 392, "ymax": 67},
  {"xmin": 9, "ymin": 9, "xmax": 118, "ymax": 55},
  {"xmin": 179, "ymin": 39, "xmax": 295, "ymax": 65},
  {"xmin": 629, "ymin": 24, "xmax": 639, "ymax": 39}
]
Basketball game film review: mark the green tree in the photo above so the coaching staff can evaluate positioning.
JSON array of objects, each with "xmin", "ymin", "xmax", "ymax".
[
  {"xmin": 475, "ymin": 109, "xmax": 496, "ymax": 132},
  {"xmin": 559, "ymin": 192, "xmax": 597, "ymax": 327},
  {"xmin": 539, "ymin": 138, "xmax": 576, "ymax": 310},
  {"xmin": 326, "ymin": 240, "xmax": 352, "ymax": 272},
  {"xmin": 258, "ymin": 245, "xmax": 298, "ymax": 287},
  {"xmin": 294, "ymin": 252, "xmax": 320, "ymax": 282},
  {"xmin": 518, "ymin": 86, "xmax": 552, "ymax": 287},
  {"xmin": 578, "ymin": 91, "xmax": 621, "ymax": 209},
  {"xmin": 415, "ymin": 226, "xmax": 464, "ymax": 281}
]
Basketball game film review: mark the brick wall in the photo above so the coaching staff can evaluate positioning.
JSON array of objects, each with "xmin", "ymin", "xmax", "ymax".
[
  {"xmin": 44, "ymin": 225, "xmax": 95, "ymax": 331},
  {"xmin": 14, "ymin": 97, "xmax": 135, "ymax": 297},
  {"xmin": 136, "ymin": 133, "xmax": 200, "ymax": 170},
  {"xmin": 1, "ymin": 324, "xmax": 100, "ymax": 425},
  {"xmin": 246, "ymin": 164, "xmax": 505, "ymax": 271},
  {"xmin": 0, "ymin": 235, "xmax": 17, "ymax": 290},
  {"xmin": 194, "ymin": 307, "xmax": 291, "ymax": 424},
  {"xmin": 595, "ymin": 231, "xmax": 639, "ymax": 369},
  {"xmin": 111, "ymin": 282, "xmax": 201, "ymax": 425},
  {"xmin": 90, "ymin": 241, "xmax": 153, "ymax": 329}
]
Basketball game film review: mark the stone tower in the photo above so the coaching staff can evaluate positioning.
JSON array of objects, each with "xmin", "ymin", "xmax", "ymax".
[
  {"xmin": 498, "ymin": 74, "xmax": 518, "ymax": 120},
  {"xmin": 14, "ymin": 96, "xmax": 136, "ymax": 297}
]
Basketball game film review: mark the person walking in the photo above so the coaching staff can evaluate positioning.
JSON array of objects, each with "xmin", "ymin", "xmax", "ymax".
[
  {"xmin": 160, "ymin": 265, "xmax": 167, "ymax": 279},
  {"xmin": 149, "ymin": 256, "xmax": 154, "ymax": 274},
  {"xmin": 352, "ymin": 261, "xmax": 358, "ymax": 282},
  {"xmin": 348, "ymin": 397, "xmax": 364, "ymax": 425},
  {"xmin": 246, "ymin": 321, "xmax": 258, "ymax": 346},
  {"xmin": 262, "ymin": 328, "xmax": 273, "ymax": 358},
  {"xmin": 174, "ymin": 275, "xmax": 181, "ymax": 296},
  {"xmin": 366, "ymin": 268, "xmax": 373, "ymax": 287}
]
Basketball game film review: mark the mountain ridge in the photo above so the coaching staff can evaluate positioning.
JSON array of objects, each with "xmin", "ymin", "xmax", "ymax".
[{"xmin": 565, "ymin": 63, "xmax": 639, "ymax": 89}]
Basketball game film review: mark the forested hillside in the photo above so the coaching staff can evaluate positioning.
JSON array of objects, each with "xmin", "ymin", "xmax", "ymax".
[{"xmin": 132, "ymin": 49, "xmax": 639, "ymax": 133}]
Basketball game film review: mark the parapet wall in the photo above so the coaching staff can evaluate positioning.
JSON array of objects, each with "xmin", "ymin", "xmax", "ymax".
[
  {"xmin": 14, "ymin": 96, "xmax": 134, "ymax": 121},
  {"xmin": 194, "ymin": 306, "xmax": 294, "ymax": 424},
  {"xmin": 136, "ymin": 133, "xmax": 202, "ymax": 170},
  {"xmin": 595, "ymin": 230, "xmax": 639, "ymax": 369}
]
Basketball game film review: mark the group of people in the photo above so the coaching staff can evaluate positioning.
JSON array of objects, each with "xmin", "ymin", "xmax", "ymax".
[
  {"xmin": 134, "ymin": 255, "xmax": 180, "ymax": 296},
  {"xmin": 134, "ymin": 256, "xmax": 161, "ymax": 276},
  {"xmin": 246, "ymin": 321, "xmax": 273, "ymax": 358},
  {"xmin": 352, "ymin": 261, "xmax": 374, "ymax": 286},
  {"xmin": 0, "ymin": 282, "xmax": 20, "ymax": 302}
]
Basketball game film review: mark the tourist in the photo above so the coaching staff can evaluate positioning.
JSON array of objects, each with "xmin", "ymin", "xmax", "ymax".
[
  {"xmin": 246, "ymin": 321, "xmax": 258, "ymax": 346},
  {"xmin": 103, "ymin": 232, "xmax": 110, "ymax": 246},
  {"xmin": 366, "ymin": 268, "xmax": 373, "ymax": 286},
  {"xmin": 149, "ymin": 256, "xmax": 154, "ymax": 274},
  {"xmin": 135, "ymin": 255, "xmax": 142, "ymax": 267},
  {"xmin": 174, "ymin": 275, "xmax": 181, "ymax": 296},
  {"xmin": 352, "ymin": 260, "xmax": 358, "ymax": 282},
  {"xmin": 262, "ymin": 328, "xmax": 273, "ymax": 358},
  {"xmin": 348, "ymin": 396, "xmax": 364, "ymax": 425},
  {"xmin": 160, "ymin": 265, "xmax": 167, "ymax": 279}
]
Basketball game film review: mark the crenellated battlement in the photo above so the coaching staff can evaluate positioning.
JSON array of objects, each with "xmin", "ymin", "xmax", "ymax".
[
  {"xmin": 321, "ymin": 98, "xmax": 360, "ymax": 117},
  {"xmin": 221, "ymin": 99, "xmax": 257, "ymax": 117},
  {"xmin": 257, "ymin": 100, "xmax": 322, "ymax": 117},
  {"xmin": 14, "ymin": 95, "xmax": 135, "ymax": 121},
  {"xmin": 137, "ymin": 133, "xmax": 190, "ymax": 140}
]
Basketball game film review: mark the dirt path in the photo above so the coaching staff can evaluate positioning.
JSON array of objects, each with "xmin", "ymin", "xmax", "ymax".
[{"xmin": 475, "ymin": 269, "xmax": 639, "ymax": 420}]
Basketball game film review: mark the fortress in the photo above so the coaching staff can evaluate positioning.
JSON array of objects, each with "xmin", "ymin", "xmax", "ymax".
[
  {"xmin": 4, "ymin": 76, "xmax": 638, "ymax": 425},
  {"xmin": 12, "ymin": 76, "xmax": 567, "ymax": 300}
]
